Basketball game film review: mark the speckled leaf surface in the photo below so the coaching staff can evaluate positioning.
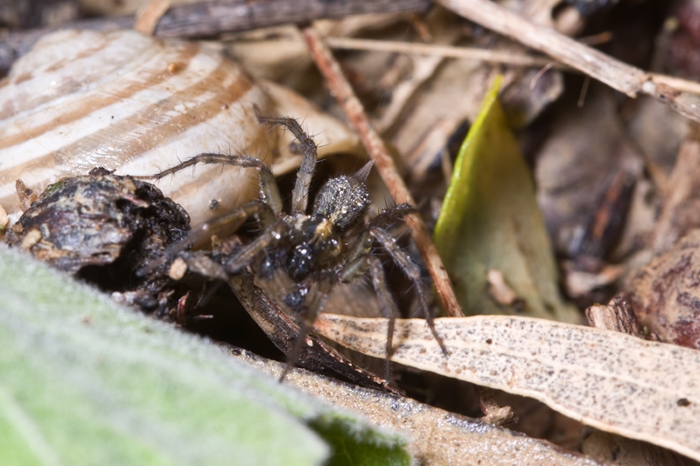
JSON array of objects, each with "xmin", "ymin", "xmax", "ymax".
[
  {"xmin": 0, "ymin": 245, "xmax": 408, "ymax": 466},
  {"xmin": 315, "ymin": 313, "xmax": 700, "ymax": 463},
  {"xmin": 434, "ymin": 77, "xmax": 578, "ymax": 322}
]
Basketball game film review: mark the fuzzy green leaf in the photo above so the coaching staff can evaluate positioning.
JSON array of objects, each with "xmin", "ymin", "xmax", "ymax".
[{"xmin": 0, "ymin": 245, "xmax": 408, "ymax": 466}]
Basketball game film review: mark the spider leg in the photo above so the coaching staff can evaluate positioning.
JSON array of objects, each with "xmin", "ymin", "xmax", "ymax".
[
  {"xmin": 369, "ymin": 203, "xmax": 415, "ymax": 230},
  {"xmin": 370, "ymin": 226, "xmax": 448, "ymax": 356},
  {"xmin": 137, "ymin": 200, "xmax": 273, "ymax": 277},
  {"xmin": 136, "ymin": 153, "xmax": 283, "ymax": 216},
  {"xmin": 224, "ymin": 221, "xmax": 286, "ymax": 273},
  {"xmin": 255, "ymin": 108, "xmax": 317, "ymax": 215},
  {"xmin": 280, "ymin": 280, "xmax": 332, "ymax": 381},
  {"xmin": 366, "ymin": 256, "xmax": 399, "ymax": 382},
  {"xmin": 341, "ymin": 239, "xmax": 400, "ymax": 382}
]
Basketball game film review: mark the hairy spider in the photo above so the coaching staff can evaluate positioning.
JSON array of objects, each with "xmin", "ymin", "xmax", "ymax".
[{"xmin": 142, "ymin": 112, "xmax": 444, "ymax": 376}]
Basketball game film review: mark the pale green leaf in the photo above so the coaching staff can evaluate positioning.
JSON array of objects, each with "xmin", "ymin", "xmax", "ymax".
[
  {"xmin": 0, "ymin": 245, "xmax": 408, "ymax": 466},
  {"xmin": 434, "ymin": 76, "xmax": 578, "ymax": 322}
]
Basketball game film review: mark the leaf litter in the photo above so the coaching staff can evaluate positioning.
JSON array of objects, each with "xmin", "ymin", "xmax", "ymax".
[{"xmin": 5, "ymin": 1, "xmax": 700, "ymax": 464}]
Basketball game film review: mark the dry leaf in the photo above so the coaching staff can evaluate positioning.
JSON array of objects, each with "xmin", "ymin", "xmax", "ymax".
[
  {"xmin": 314, "ymin": 313, "xmax": 700, "ymax": 463},
  {"xmin": 652, "ymin": 140, "xmax": 700, "ymax": 252},
  {"xmin": 536, "ymin": 87, "xmax": 643, "ymax": 258}
]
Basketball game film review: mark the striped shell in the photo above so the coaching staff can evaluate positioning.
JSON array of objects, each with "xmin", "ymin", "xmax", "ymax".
[{"xmin": 0, "ymin": 29, "xmax": 360, "ymax": 229}]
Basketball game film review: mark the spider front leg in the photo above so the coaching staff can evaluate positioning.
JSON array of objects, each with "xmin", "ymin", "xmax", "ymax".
[
  {"xmin": 255, "ymin": 109, "xmax": 318, "ymax": 215},
  {"xmin": 370, "ymin": 226, "xmax": 448, "ymax": 356}
]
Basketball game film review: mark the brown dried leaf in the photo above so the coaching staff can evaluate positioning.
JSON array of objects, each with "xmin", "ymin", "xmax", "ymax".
[
  {"xmin": 314, "ymin": 313, "xmax": 700, "ymax": 463},
  {"xmin": 536, "ymin": 87, "xmax": 643, "ymax": 257},
  {"xmin": 626, "ymin": 96, "xmax": 688, "ymax": 179},
  {"xmin": 652, "ymin": 140, "xmax": 700, "ymax": 252}
]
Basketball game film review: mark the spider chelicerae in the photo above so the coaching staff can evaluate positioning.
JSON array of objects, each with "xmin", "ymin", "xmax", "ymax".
[{"xmin": 143, "ymin": 111, "xmax": 444, "ymax": 375}]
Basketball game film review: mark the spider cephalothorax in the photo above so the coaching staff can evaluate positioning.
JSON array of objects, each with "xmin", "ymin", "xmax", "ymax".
[
  {"xmin": 142, "ymin": 111, "xmax": 443, "ymax": 375},
  {"xmin": 277, "ymin": 163, "xmax": 372, "ymax": 282}
]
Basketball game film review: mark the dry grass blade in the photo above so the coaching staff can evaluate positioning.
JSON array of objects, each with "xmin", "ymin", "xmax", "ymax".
[
  {"xmin": 314, "ymin": 313, "xmax": 700, "ymax": 463},
  {"xmin": 302, "ymin": 26, "xmax": 463, "ymax": 318},
  {"xmin": 325, "ymin": 36, "xmax": 556, "ymax": 68}
]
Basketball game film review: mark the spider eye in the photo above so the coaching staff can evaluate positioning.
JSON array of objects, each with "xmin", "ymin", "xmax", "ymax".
[{"xmin": 313, "ymin": 176, "xmax": 370, "ymax": 230}]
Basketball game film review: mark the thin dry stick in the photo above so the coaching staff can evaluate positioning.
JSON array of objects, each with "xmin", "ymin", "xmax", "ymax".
[
  {"xmin": 435, "ymin": 0, "xmax": 700, "ymax": 123},
  {"xmin": 302, "ymin": 26, "xmax": 463, "ymax": 318},
  {"xmin": 437, "ymin": 0, "xmax": 645, "ymax": 95},
  {"xmin": 650, "ymin": 73, "xmax": 700, "ymax": 97},
  {"xmin": 314, "ymin": 36, "xmax": 700, "ymax": 96},
  {"xmin": 133, "ymin": 0, "xmax": 172, "ymax": 35},
  {"xmin": 326, "ymin": 37, "xmax": 556, "ymax": 68}
]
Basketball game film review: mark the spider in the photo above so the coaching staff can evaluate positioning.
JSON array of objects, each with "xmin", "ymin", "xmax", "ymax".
[{"xmin": 141, "ymin": 111, "xmax": 445, "ymax": 377}]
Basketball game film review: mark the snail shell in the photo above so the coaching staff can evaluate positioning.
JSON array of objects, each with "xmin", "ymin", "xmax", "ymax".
[{"xmin": 0, "ymin": 29, "xmax": 361, "ymax": 229}]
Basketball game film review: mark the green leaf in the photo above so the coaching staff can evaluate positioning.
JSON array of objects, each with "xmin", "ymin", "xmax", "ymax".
[
  {"xmin": 434, "ymin": 76, "xmax": 578, "ymax": 322},
  {"xmin": 309, "ymin": 414, "xmax": 410, "ymax": 466},
  {"xmin": 0, "ymin": 244, "xmax": 408, "ymax": 465}
]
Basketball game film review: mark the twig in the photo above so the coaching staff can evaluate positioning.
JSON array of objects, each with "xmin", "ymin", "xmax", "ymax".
[
  {"xmin": 585, "ymin": 295, "xmax": 645, "ymax": 338},
  {"xmin": 436, "ymin": 0, "xmax": 645, "ymax": 96},
  {"xmin": 651, "ymin": 74, "xmax": 700, "ymax": 97},
  {"xmin": 0, "ymin": 0, "xmax": 430, "ymax": 73},
  {"xmin": 326, "ymin": 37, "xmax": 700, "ymax": 97},
  {"xmin": 434, "ymin": 0, "xmax": 700, "ymax": 123},
  {"xmin": 302, "ymin": 26, "xmax": 464, "ymax": 318},
  {"xmin": 326, "ymin": 36, "xmax": 556, "ymax": 68}
]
